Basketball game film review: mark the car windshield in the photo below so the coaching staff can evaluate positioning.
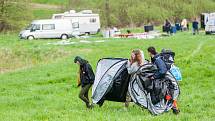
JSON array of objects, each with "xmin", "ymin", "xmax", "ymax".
[
  {"xmin": 25, "ymin": 24, "xmax": 40, "ymax": 30},
  {"xmin": 207, "ymin": 19, "xmax": 215, "ymax": 25},
  {"xmin": 26, "ymin": 24, "xmax": 33, "ymax": 30}
]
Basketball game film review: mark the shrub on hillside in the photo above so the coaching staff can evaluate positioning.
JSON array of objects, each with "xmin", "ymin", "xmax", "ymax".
[{"xmin": 0, "ymin": 0, "xmax": 32, "ymax": 32}]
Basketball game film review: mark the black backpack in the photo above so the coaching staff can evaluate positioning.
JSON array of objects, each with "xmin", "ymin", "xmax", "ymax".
[{"xmin": 159, "ymin": 49, "xmax": 175, "ymax": 70}]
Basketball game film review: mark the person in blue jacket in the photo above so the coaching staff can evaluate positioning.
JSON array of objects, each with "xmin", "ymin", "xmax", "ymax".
[
  {"xmin": 147, "ymin": 47, "xmax": 167, "ymax": 79},
  {"xmin": 147, "ymin": 46, "xmax": 180, "ymax": 114},
  {"xmin": 192, "ymin": 18, "xmax": 199, "ymax": 35}
]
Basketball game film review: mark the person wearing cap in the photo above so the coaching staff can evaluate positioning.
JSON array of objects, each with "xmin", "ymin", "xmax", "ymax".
[{"xmin": 74, "ymin": 56, "xmax": 95, "ymax": 109}]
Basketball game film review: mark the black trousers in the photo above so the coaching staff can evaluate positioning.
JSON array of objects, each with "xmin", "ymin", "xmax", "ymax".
[
  {"xmin": 79, "ymin": 84, "xmax": 92, "ymax": 105},
  {"xmin": 125, "ymin": 91, "xmax": 131, "ymax": 107},
  {"xmin": 193, "ymin": 28, "xmax": 199, "ymax": 35}
]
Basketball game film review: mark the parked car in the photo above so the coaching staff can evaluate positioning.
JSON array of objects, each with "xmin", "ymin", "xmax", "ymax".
[{"xmin": 19, "ymin": 19, "xmax": 80, "ymax": 40}]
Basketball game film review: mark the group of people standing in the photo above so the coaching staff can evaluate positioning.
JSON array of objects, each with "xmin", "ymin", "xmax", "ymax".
[
  {"xmin": 164, "ymin": 18, "xmax": 199, "ymax": 35},
  {"xmin": 74, "ymin": 46, "xmax": 180, "ymax": 115}
]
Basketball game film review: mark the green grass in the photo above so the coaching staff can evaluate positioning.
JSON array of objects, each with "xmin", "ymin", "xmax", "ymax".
[
  {"xmin": 33, "ymin": 9, "xmax": 60, "ymax": 19},
  {"xmin": 0, "ymin": 32, "xmax": 215, "ymax": 121},
  {"xmin": 32, "ymin": 0, "xmax": 68, "ymax": 5}
]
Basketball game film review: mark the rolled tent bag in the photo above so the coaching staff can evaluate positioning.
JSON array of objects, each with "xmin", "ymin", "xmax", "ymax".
[
  {"xmin": 128, "ymin": 63, "xmax": 180, "ymax": 115},
  {"xmin": 92, "ymin": 58, "xmax": 130, "ymax": 105}
]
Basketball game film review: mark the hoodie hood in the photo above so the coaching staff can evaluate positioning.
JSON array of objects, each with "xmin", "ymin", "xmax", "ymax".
[{"xmin": 74, "ymin": 56, "xmax": 88, "ymax": 65}]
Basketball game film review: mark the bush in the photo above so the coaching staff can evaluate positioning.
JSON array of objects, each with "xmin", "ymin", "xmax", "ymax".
[{"xmin": 0, "ymin": 0, "xmax": 33, "ymax": 32}]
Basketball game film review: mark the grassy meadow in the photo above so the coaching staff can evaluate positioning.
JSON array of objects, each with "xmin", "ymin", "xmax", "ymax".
[
  {"xmin": 0, "ymin": 32, "xmax": 215, "ymax": 121},
  {"xmin": 32, "ymin": 0, "xmax": 68, "ymax": 5},
  {"xmin": 33, "ymin": 9, "xmax": 60, "ymax": 19}
]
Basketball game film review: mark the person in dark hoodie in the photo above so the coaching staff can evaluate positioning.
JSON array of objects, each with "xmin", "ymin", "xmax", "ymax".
[
  {"xmin": 147, "ymin": 47, "xmax": 180, "ymax": 114},
  {"xmin": 74, "ymin": 56, "xmax": 95, "ymax": 109},
  {"xmin": 192, "ymin": 18, "xmax": 199, "ymax": 35},
  {"xmin": 164, "ymin": 19, "xmax": 171, "ymax": 34}
]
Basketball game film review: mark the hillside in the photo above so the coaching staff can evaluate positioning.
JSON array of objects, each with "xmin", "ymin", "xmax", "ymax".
[
  {"xmin": 31, "ymin": 0, "xmax": 215, "ymax": 26},
  {"xmin": 32, "ymin": 0, "xmax": 68, "ymax": 5}
]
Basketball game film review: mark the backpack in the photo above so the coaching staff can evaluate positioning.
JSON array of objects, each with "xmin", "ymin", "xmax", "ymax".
[
  {"xmin": 159, "ymin": 49, "xmax": 175, "ymax": 70},
  {"xmin": 160, "ymin": 49, "xmax": 182, "ymax": 81},
  {"xmin": 170, "ymin": 64, "xmax": 182, "ymax": 81}
]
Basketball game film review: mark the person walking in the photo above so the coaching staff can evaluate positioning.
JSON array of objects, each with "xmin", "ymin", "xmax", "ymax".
[
  {"xmin": 165, "ymin": 19, "xmax": 171, "ymax": 34},
  {"xmin": 74, "ymin": 56, "xmax": 95, "ymax": 109},
  {"xmin": 181, "ymin": 19, "xmax": 188, "ymax": 31},
  {"xmin": 147, "ymin": 47, "xmax": 180, "ymax": 114},
  {"xmin": 192, "ymin": 18, "xmax": 199, "ymax": 35}
]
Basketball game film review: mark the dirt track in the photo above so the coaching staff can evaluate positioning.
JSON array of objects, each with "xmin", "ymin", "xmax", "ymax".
[{"xmin": 30, "ymin": 3, "xmax": 62, "ymax": 10}]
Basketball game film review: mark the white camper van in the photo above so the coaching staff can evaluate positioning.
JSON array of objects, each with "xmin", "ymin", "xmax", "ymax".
[
  {"xmin": 52, "ymin": 10, "xmax": 100, "ymax": 35},
  {"xmin": 202, "ymin": 13, "xmax": 215, "ymax": 34},
  {"xmin": 19, "ymin": 19, "xmax": 80, "ymax": 40}
]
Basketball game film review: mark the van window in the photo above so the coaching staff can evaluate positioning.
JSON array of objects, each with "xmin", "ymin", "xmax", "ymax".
[
  {"xmin": 90, "ymin": 18, "xmax": 96, "ymax": 23},
  {"xmin": 34, "ymin": 24, "xmax": 41, "ymax": 30},
  {"xmin": 42, "ymin": 24, "xmax": 55, "ymax": 30},
  {"xmin": 207, "ymin": 20, "xmax": 215, "ymax": 26},
  {"xmin": 54, "ymin": 15, "xmax": 63, "ymax": 19}
]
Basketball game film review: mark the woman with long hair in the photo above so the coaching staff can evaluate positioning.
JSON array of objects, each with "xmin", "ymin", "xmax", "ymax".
[
  {"xmin": 74, "ymin": 56, "xmax": 95, "ymax": 109},
  {"xmin": 125, "ymin": 49, "xmax": 147, "ymax": 107},
  {"xmin": 127, "ymin": 49, "xmax": 147, "ymax": 74}
]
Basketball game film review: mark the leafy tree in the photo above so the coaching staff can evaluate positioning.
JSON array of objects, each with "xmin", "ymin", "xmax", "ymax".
[{"xmin": 0, "ymin": 0, "xmax": 32, "ymax": 32}]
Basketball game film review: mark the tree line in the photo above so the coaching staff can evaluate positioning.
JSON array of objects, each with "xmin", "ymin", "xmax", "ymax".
[
  {"xmin": 0, "ymin": 0, "xmax": 215, "ymax": 32},
  {"xmin": 67, "ymin": 0, "xmax": 215, "ymax": 27}
]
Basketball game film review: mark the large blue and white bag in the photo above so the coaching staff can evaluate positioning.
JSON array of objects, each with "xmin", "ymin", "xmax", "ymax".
[{"xmin": 170, "ymin": 64, "xmax": 182, "ymax": 81}]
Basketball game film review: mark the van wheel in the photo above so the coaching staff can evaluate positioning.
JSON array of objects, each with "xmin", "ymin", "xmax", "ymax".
[
  {"xmin": 61, "ymin": 34, "xmax": 68, "ymax": 40},
  {"xmin": 97, "ymin": 29, "xmax": 101, "ymax": 33},
  {"xmin": 85, "ymin": 32, "xmax": 90, "ymax": 35},
  {"xmin": 206, "ymin": 31, "xmax": 211, "ymax": 35},
  {"xmin": 27, "ymin": 36, "xmax": 34, "ymax": 40}
]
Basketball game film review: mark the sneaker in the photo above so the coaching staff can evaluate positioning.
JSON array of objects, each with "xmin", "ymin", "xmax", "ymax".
[
  {"xmin": 86, "ymin": 103, "xmax": 92, "ymax": 109},
  {"xmin": 172, "ymin": 108, "xmax": 180, "ymax": 115},
  {"xmin": 98, "ymin": 101, "xmax": 104, "ymax": 107},
  {"xmin": 90, "ymin": 104, "xmax": 94, "ymax": 108}
]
